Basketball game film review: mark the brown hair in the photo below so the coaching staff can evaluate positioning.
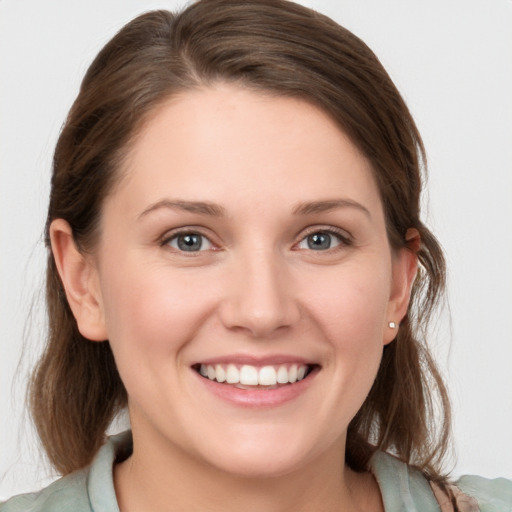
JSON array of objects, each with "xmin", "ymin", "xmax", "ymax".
[{"xmin": 31, "ymin": 0, "xmax": 449, "ymax": 479}]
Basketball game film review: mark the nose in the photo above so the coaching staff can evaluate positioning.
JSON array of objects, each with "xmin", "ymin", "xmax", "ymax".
[{"xmin": 218, "ymin": 249, "xmax": 301, "ymax": 338}]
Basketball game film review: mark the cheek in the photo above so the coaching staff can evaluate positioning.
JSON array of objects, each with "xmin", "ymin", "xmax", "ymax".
[
  {"xmin": 99, "ymin": 262, "xmax": 216, "ymax": 365},
  {"xmin": 98, "ymin": 263, "xmax": 223, "ymax": 425},
  {"xmin": 305, "ymin": 263, "xmax": 391, "ymax": 345},
  {"xmin": 303, "ymin": 264, "xmax": 390, "ymax": 409}
]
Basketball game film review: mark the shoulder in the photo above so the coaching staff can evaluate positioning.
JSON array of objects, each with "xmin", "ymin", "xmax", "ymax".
[
  {"xmin": 455, "ymin": 474, "xmax": 512, "ymax": 512},
  {"xmin": 0, "ymin": 431, "xmax": 130, "ymax": 512},
  {"xmin": 370, "ymin": 451, "xmax": 512, "ymax": 512},
  {"xmin": 0, "ymin": 470, "xmax": 91, "ymax": 512},
  {"xmin": 370, "ymin": 451, "xmax": 441, "ymax": 511}
]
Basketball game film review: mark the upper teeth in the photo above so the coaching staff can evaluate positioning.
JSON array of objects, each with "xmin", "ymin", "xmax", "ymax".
[{"xmin": 199, "ymin": 363, "xmax": 308, "ymax": 386}]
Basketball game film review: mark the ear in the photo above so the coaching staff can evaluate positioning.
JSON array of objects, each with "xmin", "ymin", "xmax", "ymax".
[
  {"xmin": 50, "ymin": 219, "xmax": 108, "ymax": 342},
  {"xmin": 384, "ymin": 228, "xmax": 419, "ymax": 345}
]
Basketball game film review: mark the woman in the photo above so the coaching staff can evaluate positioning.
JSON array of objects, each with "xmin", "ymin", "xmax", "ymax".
[{"xmin": 1, "ymin": 0, "xmax": 510, "ymax": 510}]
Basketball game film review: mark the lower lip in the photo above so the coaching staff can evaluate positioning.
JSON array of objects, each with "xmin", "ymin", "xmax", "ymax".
[{"xmin": 193, "ymin": 367, "xmax": 319, "ymax": 408}]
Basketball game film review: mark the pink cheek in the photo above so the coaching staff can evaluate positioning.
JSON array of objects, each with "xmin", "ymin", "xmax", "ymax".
[
  {"xmin": 309, "ymin": 282, "xmax": 386, "ymax": 343},
  {"xmin": 112, "ymin": 278, "xmax": 214, "ymax": 348}
]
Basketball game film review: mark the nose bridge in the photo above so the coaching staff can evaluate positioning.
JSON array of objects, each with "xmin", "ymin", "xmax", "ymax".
[{"xmin": 220, "ymin": 245, "xmax": 299, "ymax": 337}]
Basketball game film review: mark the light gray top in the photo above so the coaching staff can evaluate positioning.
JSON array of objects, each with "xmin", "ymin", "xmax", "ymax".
[{"xmin": 1, "ymin": 431, "xmax": 511, "ymax": 511}]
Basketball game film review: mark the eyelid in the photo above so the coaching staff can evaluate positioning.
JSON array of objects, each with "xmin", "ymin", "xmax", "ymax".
[
  {"xmin": 294, "ymin": 225, "xmax": 353, "ymax": 250},
  {"xmin": 157, "ymin": 225, "xmax": 353, "ymax": 253},
  {"xmin": 160, "ymin": 227, "xmax": 218, "ymax": 252}
]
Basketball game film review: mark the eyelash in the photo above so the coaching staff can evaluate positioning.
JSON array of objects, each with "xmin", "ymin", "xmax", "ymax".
[
  {"xmin": 295, "ymin": 226, "xmax": 353, "ymax": 252},
  {"xmin": 160, "ymin": 229, "xmax": 216, "ymax": 253},
  {"xmin": 160, "ymin": 226, "xmax": 353, "ymax": 254}
]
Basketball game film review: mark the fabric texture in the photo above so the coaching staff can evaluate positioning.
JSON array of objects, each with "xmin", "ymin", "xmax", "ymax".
[
  {"xmin": 1, "ymin": 431, "xmax": 511, "ymax": 511},
  {"xmin": 370, "ymin": 451, "xmax": 512, "ymax": 511},
  {"xmin": 430, "ymin": 481, "xmax": 480, "ymax": 512}
]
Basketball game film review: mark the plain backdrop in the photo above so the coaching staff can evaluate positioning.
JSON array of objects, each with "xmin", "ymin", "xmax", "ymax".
[{"xmin": 1, "ymin": 0, "xmax": 511, "ymax": 500}]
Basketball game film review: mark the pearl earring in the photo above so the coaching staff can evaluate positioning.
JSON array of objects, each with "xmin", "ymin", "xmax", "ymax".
[{"xmin": 388, "ymin": 321, "xmax": 398, "ymax": 329}]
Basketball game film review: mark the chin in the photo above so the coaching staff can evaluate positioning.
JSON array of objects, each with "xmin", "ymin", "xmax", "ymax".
[
  {"xmin": 206, "ymin": 448, "xmax": 308, "ymax": 479},
  {"xmin": 189, "ymin": 425, "xmax": 330, "ymax": 479}
]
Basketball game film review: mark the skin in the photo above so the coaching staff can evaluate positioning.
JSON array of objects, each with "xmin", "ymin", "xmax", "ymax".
[{"xmin": 51, "ymin": 84, "xmax": 417, "ymax": 511}]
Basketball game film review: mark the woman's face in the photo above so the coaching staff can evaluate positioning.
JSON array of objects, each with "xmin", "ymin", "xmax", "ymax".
[{"xmin": 84, "ymin": 85, "xmax": 414, "ymax": 477}]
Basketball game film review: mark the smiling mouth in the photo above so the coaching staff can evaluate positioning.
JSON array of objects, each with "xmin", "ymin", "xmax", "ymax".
[{"xmin": 193, "ymin": 363, "xmax": 317, "ymax": 390}]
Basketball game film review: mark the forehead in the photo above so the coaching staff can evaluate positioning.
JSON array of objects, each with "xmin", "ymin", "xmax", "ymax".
[{"xmin": 110, "ymin": 84, "xmax": 382, "ymax": 218}]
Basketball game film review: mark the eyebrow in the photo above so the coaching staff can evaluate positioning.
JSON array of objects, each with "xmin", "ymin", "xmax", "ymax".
[
  {"xmin": 138, "ymin": 200, "xmax": 226, "ymax": 220},
  {"xmin": 138, "ymin": 198, "xmax": 371, "ymax": 220},
  {"xmin": 292, "ymin": 199, "xmax": 371, "ymax": 218}
]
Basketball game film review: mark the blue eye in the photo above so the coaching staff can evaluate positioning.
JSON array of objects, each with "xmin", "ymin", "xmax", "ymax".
[
  {"xmin": 167, "ymin": 233, "xmax": 212, "ymax": 252},
  {"xmin": 297, "ymin": 231, "xmax": 344, "ymax": 251}
]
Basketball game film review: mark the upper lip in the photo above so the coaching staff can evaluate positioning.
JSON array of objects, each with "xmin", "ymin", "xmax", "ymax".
[{"xmin": 192, "ymin": 354, "xmax": 317, "ymax": 367}]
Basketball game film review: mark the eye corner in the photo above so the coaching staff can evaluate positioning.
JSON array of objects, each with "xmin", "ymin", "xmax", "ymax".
[
  {"xmin": 294, "ymin": 226, "xmax": 353, "ymax": 253},
  {"xmin": 161, "ymin": 229, "xmax": 217, "ymax": 254}
]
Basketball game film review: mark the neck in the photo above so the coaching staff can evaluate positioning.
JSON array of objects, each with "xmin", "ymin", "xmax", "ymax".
[{"xmin": 114, "ymin": 428, "xmax": 383, "ymax": 512}]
